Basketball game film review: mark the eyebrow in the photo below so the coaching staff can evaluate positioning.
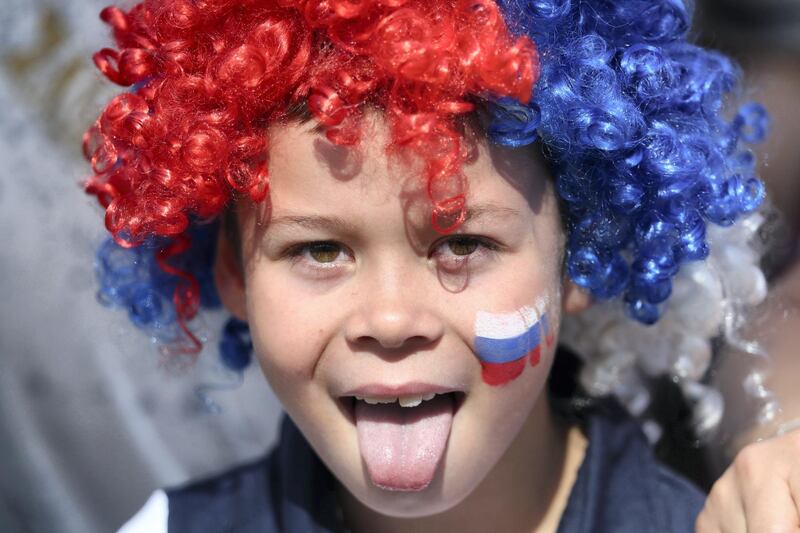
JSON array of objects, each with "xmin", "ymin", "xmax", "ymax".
[
  {"xmin": 267, "ymin": 203, "xmax": 520, "ymax": 233},
  {"xmin": 267, "ymin": 214, "xmax": 360, "ymax": 234}
]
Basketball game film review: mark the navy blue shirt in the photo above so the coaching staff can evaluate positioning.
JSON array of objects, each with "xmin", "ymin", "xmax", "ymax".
[{"xmin": 164, "ymin": 410, "xmax": 704, "ymax": 532}]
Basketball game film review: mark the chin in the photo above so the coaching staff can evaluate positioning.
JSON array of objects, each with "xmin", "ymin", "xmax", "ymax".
[{"xmin": 349, "ymin": 465, "xmax": 474, "ymax": 519}]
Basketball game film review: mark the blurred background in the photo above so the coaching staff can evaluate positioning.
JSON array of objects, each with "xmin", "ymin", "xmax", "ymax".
[
  {"xmin": 0, "ymin": 0, "xmax": 798, "ymax": 531},
  {"xmin": 0, "ymin": 2, "xmax": 281, "ymax": 531}
]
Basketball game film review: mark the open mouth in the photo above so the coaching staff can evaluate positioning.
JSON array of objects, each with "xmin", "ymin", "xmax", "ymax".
[
  {"xmin": 338, "ymin": 391, "xmax": 466, "ymax": 492},
  {"xmin": 338, "ymin": 391, "xmax": 466, "ymax": 423}
]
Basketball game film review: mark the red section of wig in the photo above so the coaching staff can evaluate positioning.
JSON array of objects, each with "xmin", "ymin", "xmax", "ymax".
[{"xmin": 84, "ymin": 0, "xmax": 539, "ymax": 353}]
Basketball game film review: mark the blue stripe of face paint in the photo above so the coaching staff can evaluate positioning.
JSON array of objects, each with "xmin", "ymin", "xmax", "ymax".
[{"xmin": 474, "ymin": 317, "xmax": 543, "ymax": 364}]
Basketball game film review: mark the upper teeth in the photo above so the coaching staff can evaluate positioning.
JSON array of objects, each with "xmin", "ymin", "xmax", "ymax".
[{"xmin": 355, "ymin": 393, "xmax": 438, "ymax": 407}]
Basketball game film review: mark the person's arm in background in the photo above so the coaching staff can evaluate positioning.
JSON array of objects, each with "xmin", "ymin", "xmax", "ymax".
[
  {"xmin": 698, "ymin": 261, "xmax": 800, "ymax": 532},
  {"xmin": 694, "ymin": 1, "xmax": 800, "ymax": 531}
]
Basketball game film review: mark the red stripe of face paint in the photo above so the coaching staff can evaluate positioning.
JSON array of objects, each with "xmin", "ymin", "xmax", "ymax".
[
  {"xmin": 480, "ymin": 344, "xmax": 543, "ymax": 386},
  {"xmin": 545, "ymin": 332, "xmax": 555, "ymax": 348},
  {"xmin": 529, "ymin": 345, "xmax": 541, "ymax": 367},
  {"xmin": 480, "ymin": 358, "xmax": 526, "ymax": 386}
]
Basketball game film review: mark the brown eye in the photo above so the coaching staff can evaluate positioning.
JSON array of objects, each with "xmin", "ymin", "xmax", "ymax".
[
  {"xmin": 447, "ymin": 237, "xmax": 479, "ymax": 256},
  {"xmin": 308, "ymin": 242, "xmax": 342, "ymax": 263}
]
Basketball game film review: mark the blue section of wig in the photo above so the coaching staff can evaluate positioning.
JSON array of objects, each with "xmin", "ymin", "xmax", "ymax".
[
  {"xmin": 96, "ymin": 222, "xmax": 219, "ymax": 337},
  {"xmin": 219, "ymin": 317, "xmax": 253, "ymax": 371},
  {"xmin": 96, "ymin": 221, "xmax": 254, "ymax": 369},
  {"xmin": 492, "ymin": 0, "xmax": 767, "ymax": 323}
]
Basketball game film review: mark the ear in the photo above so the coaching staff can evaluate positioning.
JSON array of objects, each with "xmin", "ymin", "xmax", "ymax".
[
  {"xmin": 562, "ymin": 276, "xmax": 592, "ymax": 316},
  {"xmin": 214, "ymin": 226, "xmax": 248, "ymax": 321}
]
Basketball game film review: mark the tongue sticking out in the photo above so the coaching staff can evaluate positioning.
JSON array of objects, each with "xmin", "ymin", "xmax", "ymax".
[{"xmin": 354, "ymin": 394, "xmax": 454, "ymax": 491}]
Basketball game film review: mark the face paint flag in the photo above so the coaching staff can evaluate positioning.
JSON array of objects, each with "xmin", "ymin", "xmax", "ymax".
[{"xmin": 474, "ymin": 299, "xmax": 553, "ymax": 386}]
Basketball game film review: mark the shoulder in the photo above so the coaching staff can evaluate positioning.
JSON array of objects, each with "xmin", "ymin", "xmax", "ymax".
[
  {"xmin": 558, "ymin": 409, "xmax": 705, "ymax": 533},
  {"xmin": 595, "ymin": 412, "xmax": 705, "ymax": 528},
  {"xmin": 650, "ymin": 460, "xmax": 707, "ymax": 528},
  {"xmin": 165, "ymin": 450, "xmax": 281, "ymax": 533},
  {"xmin": 117, "ymin": 450, "xmax": 281, "ymax": 533},
  {"xmin": 117, "ymin": 490, "xmax": 168, "ymax": 533},
  {"xmin": 119, "ymin": 416, "xmax": 342, "ymax": 533}
]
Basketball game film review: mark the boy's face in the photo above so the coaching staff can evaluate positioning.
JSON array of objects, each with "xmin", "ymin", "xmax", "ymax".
[{"xmin": 216, "ymin": 117, "xmax": 588, "ymax": 517}]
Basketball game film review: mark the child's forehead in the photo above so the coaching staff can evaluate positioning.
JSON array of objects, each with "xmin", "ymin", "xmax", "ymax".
[{"xmin": 266, "ymin": 116, "xmax": 551, "ymax": 214}]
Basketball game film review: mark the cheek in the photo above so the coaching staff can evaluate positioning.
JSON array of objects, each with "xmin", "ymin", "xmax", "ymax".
[
  {"xmin": 472, "ymin": 294, "xmax": 557, "ymax": 387},
  {"xmin": 463, "ymin": 340, "xmax": 554, "ymax": 478},
  {"xmin": 461, "ymin": 239, "xmax": 561, "ymax": 388},
  {"xmin": 244, "ymin": 273, "xmax": 332, "ymax": 387}
]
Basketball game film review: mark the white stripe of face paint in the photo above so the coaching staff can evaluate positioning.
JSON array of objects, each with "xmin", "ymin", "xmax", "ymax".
[
  {"xmin": 535, "ymin": 296, "xmax": 549, "ymax": 319},
  {"xmin": 475, "ymin": 303, "xmax": 543, "ymax": 340},
  {"xmin": 535, "ymin": 296, "xmax": 548, "ymax": 316}
]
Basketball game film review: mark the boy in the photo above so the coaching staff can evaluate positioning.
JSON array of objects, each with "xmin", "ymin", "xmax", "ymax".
[{"xmin": 86, "ymin": 0, "xmax": 764, "ymax": 530}]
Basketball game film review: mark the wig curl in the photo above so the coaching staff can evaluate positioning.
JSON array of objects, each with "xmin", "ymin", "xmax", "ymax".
[{"xmin": 85, "ymin": 0, "xmax": 538, "ymax": 353}]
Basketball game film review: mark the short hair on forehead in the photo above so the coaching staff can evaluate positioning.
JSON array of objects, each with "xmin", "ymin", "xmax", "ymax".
[
  {"xmin": 463, "ymin": 203, "xmax": 521, "ymax": 222},
  {"xmin": 278, "ymin": 98, "xmax": 492, "ymax": 144},
  {"xmin": 222, "ymin": 204, "xmax": 244, "ymax": 273}
]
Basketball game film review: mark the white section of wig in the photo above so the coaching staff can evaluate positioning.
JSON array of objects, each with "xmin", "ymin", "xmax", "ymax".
[{"xmin": 560, "ymin": 212, "xmax": 771, "ymax": 440}]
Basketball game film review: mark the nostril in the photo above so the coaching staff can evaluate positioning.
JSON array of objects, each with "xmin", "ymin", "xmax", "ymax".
[
  {"xmin": 345, "ymin": 306, "xmax": 445, "ymax": 351},
  {"xmin": 356, "ymin": 334, "xmax": 433, "ymax": 350},
  {"xmin": 356, "ymin": 335, "xmax": 404, "ymax": 350}
]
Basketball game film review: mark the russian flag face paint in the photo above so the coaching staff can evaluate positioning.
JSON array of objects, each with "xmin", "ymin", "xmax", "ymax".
[{"xmin": 474, "ymin": 297, "xmax": 554, "ymax": 386}]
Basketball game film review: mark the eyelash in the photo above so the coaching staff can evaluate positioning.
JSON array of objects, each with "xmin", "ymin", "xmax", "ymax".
[
  {"xmin": 284, "ymin": 241, "xmax": 352, "ymax": 270},
  {"xmin": 283, "ymin": 235, "xmax": 501, "ymax": 273},
  {"xmin": 430, "ymin": 235, "xmax": 500, "ymax": 268}
]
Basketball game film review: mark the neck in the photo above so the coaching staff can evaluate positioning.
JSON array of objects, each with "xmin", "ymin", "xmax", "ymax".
[{"xmin": 339, "ymin": 397, "xmax": 587, "ymax": 533}]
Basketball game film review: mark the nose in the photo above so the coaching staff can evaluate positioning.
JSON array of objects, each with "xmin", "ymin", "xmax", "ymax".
[{"xmin": 344, "ymin": 262, "xmax": 444, "ymax": 351}]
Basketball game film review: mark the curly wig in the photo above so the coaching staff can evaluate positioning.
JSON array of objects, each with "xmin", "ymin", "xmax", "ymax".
[{"xmin": 87, "ymin": 0, "xmax": 766, "ymax": 400}]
